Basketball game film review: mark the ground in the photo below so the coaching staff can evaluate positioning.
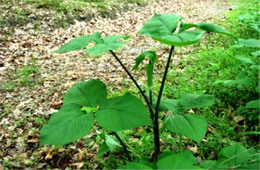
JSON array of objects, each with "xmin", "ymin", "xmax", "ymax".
[{"xmin": 1, "ymin": 0, "xmax": 258, "ymax": 169}]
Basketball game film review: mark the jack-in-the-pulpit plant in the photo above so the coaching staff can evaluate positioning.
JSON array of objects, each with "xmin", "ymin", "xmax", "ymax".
[{"xmin": 40, "ymin": 14, "xmax": 253, "ymax": 169}]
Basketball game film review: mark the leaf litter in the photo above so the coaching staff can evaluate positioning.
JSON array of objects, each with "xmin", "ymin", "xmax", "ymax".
[{"xmin": 0, "ymin": 0, "xmax": 231, "ymax": 168}]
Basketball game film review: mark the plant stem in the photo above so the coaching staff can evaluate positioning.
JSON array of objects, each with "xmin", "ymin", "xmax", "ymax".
[
  {"xmin": 149, "ymin": 60, "xmax": 153, "ymax": 107},
  {"xmin": 112, "ymin": 132, "xmax": 132, "ymax": 162},
  {"xmin": 153, "ymin": 46, "xmax": 175, "ymax": 160},
  {"xmin": 109, "ymin": 50, "xmax": 154, "ymax": 119}
]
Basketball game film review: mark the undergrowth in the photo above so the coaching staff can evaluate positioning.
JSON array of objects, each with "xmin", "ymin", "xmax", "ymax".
[{"xmin": 165, "ymin": 0, "xmax": 259, "ymax": 159}]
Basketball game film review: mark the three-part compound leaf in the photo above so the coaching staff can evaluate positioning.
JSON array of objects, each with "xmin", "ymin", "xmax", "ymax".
[
  {"xmin": 54, "ymin": 32, "xmax": 128, "ymax": 55},
  {"xmin": 40, "ymin": 80, "xmax": 152, "ymax": 146},
  {"xmin": 87, "ymin": 35, "xmax": 129, "ymax": 56}
]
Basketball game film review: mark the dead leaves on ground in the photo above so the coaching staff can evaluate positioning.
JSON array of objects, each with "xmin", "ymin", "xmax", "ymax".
[{"xmin": 0, "ymin": 0, "xmax": 230, "ymax": 168}]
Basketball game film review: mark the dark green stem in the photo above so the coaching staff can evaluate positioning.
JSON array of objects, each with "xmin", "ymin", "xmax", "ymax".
[
  {"xmin": 109, "ymin": 50, "xmax": 154, "ymax": 119},
  {"xmin": 149, "ymin": 61, "xmax": 153, "ymax": 107},
  {"xmin": 112, "ymin": 132, "xmax": 132, "ymax": 161},
  {"xmin": 153, "ymin": 46, "xmax": 175, "ymax": 160}
]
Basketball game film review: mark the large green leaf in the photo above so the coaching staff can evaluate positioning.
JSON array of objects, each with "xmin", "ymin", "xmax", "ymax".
[
  {"xmin": 216, "ymin": 143, "xmax": 251, "ymax": 168},
  {"xmin": 152, "ymin": 31, "xmax": 205, "ymax": 46},
  {"xmin": 157, "ymin": 151, "xmax": 196, "ymax": 169},
  {"xmin": 132, "ymin": 51, "xmax": 158, "ymax": 90},
  {"xmin": 180, "ymin": 22, "xmax": 232, "ymax": 36},
  {"xmin": 246, "ymin": 99, "xmax": 260, "ymax": 109},
  {"xmin": 40, "ymin": 104, "xmax": 94, "ymax": 145},
  {"xmin": 54, "ymin": 32, "xmax": 100, "ymax": 53},
  {"xmin": 140, "ymin": 14, "xmax": 206, "ymax": 46},
  {"xmin": 197, "ymin": 23, "xmax": 232, "ymax": 36},
  {"xmin": 238, "ymin": 38, "xmax": 260, "ymax": 48},
  {"xmin": 164, "ymin": 114, "xmax": 207, "ymax": 143},
  {"xmin": 139, "ymin": 13, "xmax": 182, "ymax": 37},
  {"xmin": 63, "ymin": 79, "xmax": 107, "ymax": 107},
  {"xmin": 96, "ymin": 93, "xmax": 152, "ymax": 131},
  {"xmin": 86, "ymin": 35, "xmax": 129, "ymax": 55},
  {"xmin": 180, "ymin": 94, "xmax": 215, "ymax": 109}
]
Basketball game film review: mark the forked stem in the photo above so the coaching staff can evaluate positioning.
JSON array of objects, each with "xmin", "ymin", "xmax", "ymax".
[
  {"xmin": 109, "ymin": 50, "xmax": 155, "ymax": 119},
  {"xmin": 153, "ymin": 46, "xmax": 175, "ymax": 160},
  {"xmin": 112, "ymin": 132, "xmax": 132, "ymax": 161}
]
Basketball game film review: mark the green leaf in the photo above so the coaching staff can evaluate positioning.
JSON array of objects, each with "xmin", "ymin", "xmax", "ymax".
[
  {"xmin": 139, "ymin": 13, "xmax": 182, "ymax": 37},
  {"xmin": 214, "ymin": 72, "xmax": 253, "ymax": 88},
  {"xmin": 132, "ymin": 51, "xmax": 158, "ymax": 90},
  {"xmin": 251, "ymin": 64, "xmax": 260, "ymax": 71},
  {"xmin": 180, "ymin": 22, "xmax": 232, "ymax": 36},
  {"xmin": 153, "ymin": 30, "xmax": 205, "ymax": 46},
  {"xmin": 157, "ymin": 151, "xmax": 196, "ymax": 169},
  {"xmin": 159, "ymin": 99, "xmax": 186, "ymax": 113},
  {"xmin": 246, "ymin": 99, "xmax": 260, "ymax": 109},
  {"xmin": 139, "ymin": 14, "xmax": 206, "ymax": 46},
  {"xmin": 119, "ymin": 162, "xmax": 153, "ymax": 169},
  {"xmin": 40, "ymin": 104, "xmax": 94, "ymax": 145},
  {"xmin": 64, "ymin": 79, "xmax": 107, "ymax": 107},
  {"xmin": 105, "ymin": 135, "xmax": 120, "ymax": 151},
  {"xmin": 179, "ymin": 22, "xmax": 198, "ymax": 32},
  {"xmin": 54, "ymin": 32, "xmax": 100, "ymax": 53},
  {"xmin": 86, "ymin": 35, "xmax": 128, "ymax": 55},
  {"xmin": 251, "ymin": 50, "xmax": 260, "ymax": 57},
  {"xmin": 196, "ymin": 23, "xmax": 232, "ymax": 36},
  {"xmin": 236, "ymin": 56, "xmax": 255, "ymax": 64},
  {"xmin": 164, "ymin": 114, "xmax": 207, "ymax": 143},
  {"xmin": 96, "ymin": 93, "xmax": 152, "ymax": 131},
  {"xmin": 97, "ymin": 142, "xmax": 110, "ymax": 158},
  {"xmin": 180, "ymin": 94, "xmax": 215, "ymax": 109},
  {"xmin": 238, "ymin": 38, "xmax": 260, "ymax": 48},
  {"xmin": 216, "ymin": 143, "xmax": 251, "ymax": 168}
]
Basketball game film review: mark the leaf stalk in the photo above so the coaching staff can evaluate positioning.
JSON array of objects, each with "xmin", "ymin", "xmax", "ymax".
[
  {"xmin": 153, "ymin": 46, "xmax": 175, "ymax": 160},
  {"xmin": 109, "ymin": 50, "xmax": 155, "ymax": 119},
  {"xmin": 112, "ymin": 132, "xmax": 132, "ymax": 162}
]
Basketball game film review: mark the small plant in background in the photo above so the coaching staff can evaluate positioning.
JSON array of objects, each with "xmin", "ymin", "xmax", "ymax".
[
  {"xmin": 39, "ymin": 13, "xmax": 259, "ymax": 168},
  {"xmin": 16, "ymin": 57, "xmax": 40, "ymax": 87}
]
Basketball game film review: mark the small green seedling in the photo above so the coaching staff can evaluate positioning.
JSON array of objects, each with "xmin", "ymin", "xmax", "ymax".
[{"xmin": 39, "ymin": 13, "xmax": 247, "ymax": 168}]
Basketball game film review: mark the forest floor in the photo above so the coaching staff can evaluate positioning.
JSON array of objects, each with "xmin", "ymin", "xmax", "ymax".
[{"xmin": 0, "ymin": 0, "xmax": 247, "ymax": 168}]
